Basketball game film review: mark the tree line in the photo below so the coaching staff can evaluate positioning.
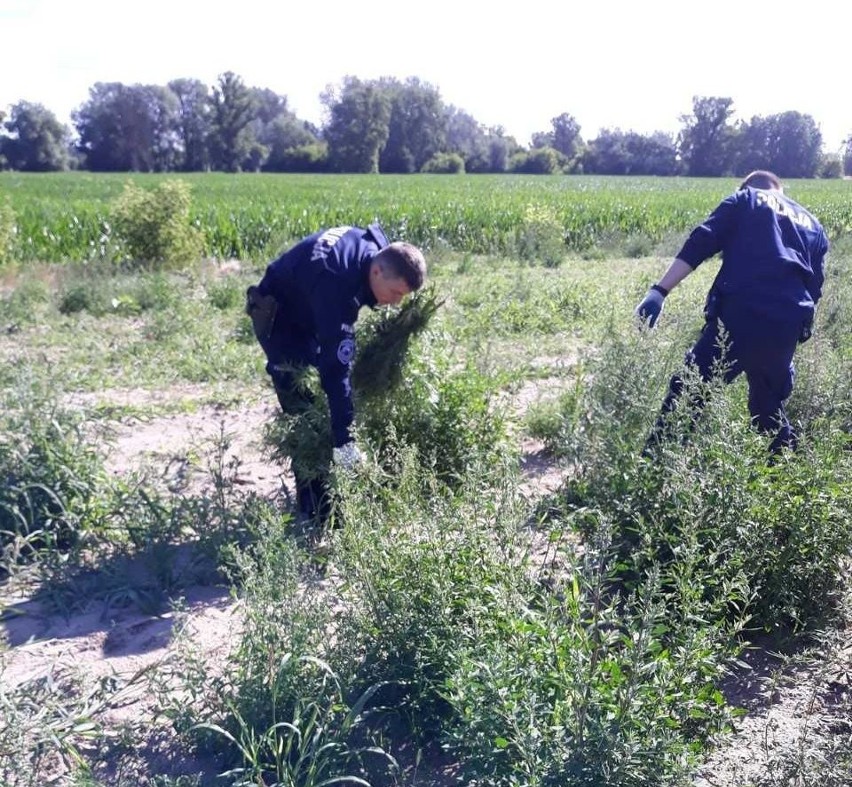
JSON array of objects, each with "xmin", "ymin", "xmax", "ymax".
[{"xmin": 1, "ymin": 72, "xmax": 850, "ymax": 178}]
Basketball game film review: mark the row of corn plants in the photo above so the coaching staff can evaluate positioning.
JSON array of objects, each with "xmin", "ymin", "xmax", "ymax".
[{"xmin": 3, "ymin": 172, "xmax": 852, "ymax": 264}]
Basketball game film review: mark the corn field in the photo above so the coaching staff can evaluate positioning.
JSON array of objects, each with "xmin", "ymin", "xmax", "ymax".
[{"xmin": 3, "ymin": 172, "xmax": 852, "ymax": 264}]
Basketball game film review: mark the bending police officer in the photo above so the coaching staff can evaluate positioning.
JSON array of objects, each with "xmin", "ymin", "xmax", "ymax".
[
  {"xmin": 636, "ymin": 170, "xmax": 828, "ymax": 454},
  {"xmin": 247, "ymin": 224, "xmax": 426, "ymax": 519}
]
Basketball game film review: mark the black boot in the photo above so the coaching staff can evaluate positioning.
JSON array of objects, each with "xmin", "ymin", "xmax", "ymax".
[{"xmin": 296, "ymin": 476, "xmax": 332, "ymax": 525}]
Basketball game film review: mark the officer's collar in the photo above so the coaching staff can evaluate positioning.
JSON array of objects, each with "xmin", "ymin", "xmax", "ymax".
[{"xmin": 355, "ymin": 256, "xmax": 378, "ymax": 309}]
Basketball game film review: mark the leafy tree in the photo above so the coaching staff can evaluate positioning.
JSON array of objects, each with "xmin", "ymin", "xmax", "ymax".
[
  {"xmin": 262, "ymin": 115, "xmax": 322, "ymax": 171},
  {"xmin": 631, "ymin": 131, "xmax": 679, "ymax": 175},
  {"xmin": 445, "ymin": 107, "xmax": 490, "ymax": 172},
  {"xmin": 530, "ymin": 129, "xmax": 552, "ymax": 149},
  {"xmin": 240, "ymin": 88, "xmax": 322, "ymax": 173},
  {"xmin": 818, "ymin": 153, "xmax": 843, "ymax": 179},
  {"xmin": 584, "ymin": 129, "xmax": 678, "ymax": 175},
  {"xmin": 510, "ymin": 146, "xmax": 561, "ymax": 174},
  {"xmin": 270, "ymin": 142, "xmax": 328, "ymax": 173},
  {"xmin": 551, "ymin": 113, "xmax": 583, "ymax": 159},
  {"xmin": 209, "ymin": 71, "xmax": 259, "ymax": 172},
  {"xmin": 845, "ymin": 136, "xmax": 852, "ymax": 177},
  {"xmin": 583, "ymin": 128, "xmax": 628, "ymax": 174},
  {"xmin": 532, "ymin": 112, "xmax": 583, "ymax": 161},
  {"xmin": 73, "ymin": 82, "xmax": 180, "ymax": 171},
  {"xmin": 322, "ymin": 77, "xmax": 391, "ymax": 173},
  {"xmin": 678, "ymin": 96, "xmax": 737, "ymax": 176},
  {"xmin": 735, "ymin": 111, "xmax": 822, "ymax": 178},
  {"xmin": 144, "ymin": 85, "xmax": 182, "ymax": 171},
  {"xmin": 168, "ymin": 78, "xmax": 212, "ymax": 171},
  {"xmin": 421, "ymin": 152, "xmax": 465, "ymax": 173},
  {"xmin": 1, "ymin": 101, "xmax": 71, "ymax": 171},
  {"xmin": 485, "ymin": 127, "xmax": 521, "ymax": 173},
  {"xmin": 378, "ymin": 77, "xmax": 446, "ymax": 173},
  {"xmin": 250, "ymin": 87, "xmax": 289, "ymax": 125}
]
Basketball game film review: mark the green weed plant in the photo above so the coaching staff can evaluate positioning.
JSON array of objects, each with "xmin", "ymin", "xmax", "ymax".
[{"xmin": 112, "ymin": 179, "xmax": 203, "ymax": 269}]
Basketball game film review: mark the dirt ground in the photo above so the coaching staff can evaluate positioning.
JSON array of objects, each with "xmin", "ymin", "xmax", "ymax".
[
  {"xmin": 0, "ymin": 379, "xmax": 573, "ymax": 784},
  {"xmin": 2, "ymin": 380, "xmax": 850, "ymax": 786}
]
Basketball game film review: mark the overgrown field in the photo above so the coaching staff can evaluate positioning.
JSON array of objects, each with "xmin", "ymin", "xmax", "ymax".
[
  {"xmin": 2, "ymin": 172, "xmax": 852, "ymax": 263},
  {"xmin": 1, "ymin": 176, "xmax": 852, "ymax": 787}
]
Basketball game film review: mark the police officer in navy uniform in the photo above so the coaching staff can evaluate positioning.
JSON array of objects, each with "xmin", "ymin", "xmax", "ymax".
[
  {"xmin": 247, "ymin": 224, "xmax": 426, "ymax": 518},
  {"xmin": 636, "ymin": 170, "xmax": 829, "ymax": 454}
]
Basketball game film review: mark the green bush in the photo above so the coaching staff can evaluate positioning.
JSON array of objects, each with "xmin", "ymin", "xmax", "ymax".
[
  {"xmin": 516, "ymin": 204, "xmax": 566, "ymax": 268},
  {"xmin": 0, "ymin": 376, "xmax": 108, "ymax": 573},
  {"xmin": 206, "ymin": 276, "xmax": 244, "ymax": 310},
  {"xmin": 443, "ymin": 528, "xmax": 738, "ymax": 786},
  {"xmin": 1, "ymin": 276, "xmax": 51, "ymax": 326},
  {"xmin": 548, "ymin": 323, "xmax": 852, "ymax": 632},
  {"xmin": 58, "ymin": 282, "xmax": 109, "ymax": 315},
  {"xmin": 134, "ymin": 271, "xmax": 182, "ymax": 312},
  {"xmin": 112, "ymin": 179, "xmax": 203, "ymax": 269},
  {"xmin": 0, "ymin": 196, "xmax": 15, "ymax": 270},
  {"xmin": 271, "ymin": 142, "xmax": 329, "ymax": 173},
  {"xmin": 420, "ymin": 152, "xmax": 465, "ymax": 174},
  {"xmin": 510, "ymin": 147, "xmax": 562, "ymax": 175},
  {"xmin": 266, "ymin": 300, "xmax": 511, "ymax": 488},
  {"xmin": 332, "ymin": 454, "xmax": 532, "ymax": 737}
]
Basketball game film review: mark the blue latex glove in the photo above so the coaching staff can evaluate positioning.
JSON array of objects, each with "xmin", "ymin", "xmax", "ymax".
[{"xmin": 636, "ymin": 285, "xmax": 668, "ymax": 328}]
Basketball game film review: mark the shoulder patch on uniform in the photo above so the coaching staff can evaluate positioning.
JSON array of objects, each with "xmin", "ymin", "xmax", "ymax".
[{"xmin": 337, "ymin": 338, "xmax": 356, "ymax": 365}]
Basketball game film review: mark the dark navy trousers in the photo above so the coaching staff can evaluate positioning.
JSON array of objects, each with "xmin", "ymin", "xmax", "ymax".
[
  {"xmin": 257, "ymin": 314, "xmax": 330, "ymax": 518},
  {"xmin": 258, "ymin": 314, "xmax": 318, "ymax": 415},
  {"xmin": 653, "ymin": 303, "xmax": 805, "ymax": 453}
]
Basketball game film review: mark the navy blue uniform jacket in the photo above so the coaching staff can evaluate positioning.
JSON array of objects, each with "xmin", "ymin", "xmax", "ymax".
[
  {"xmin": 257, "ymin": 224, "xmax": 389, "ymax": 447},
  {"xmin": 676, "ymin": 187, "xmax": 829, "ymax": 319}
]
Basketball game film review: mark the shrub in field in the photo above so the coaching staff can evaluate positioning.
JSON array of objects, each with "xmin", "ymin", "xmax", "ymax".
[
  {"xmin": 420, "ymin": 152, "xmax": 465, "ymax": 173},
  {"xmin": 351, "ymin": 288, "xmax": 444, "ymax": 398},
  {"xmin": 1, "ymin": 276, "xmax": 51, "ymax": 327},
  {"xmin": 789, "ymin": 250, "xmax": 852, "ymax": 431},
  {"xmin": 442, "ymin": 522, "xmax": 740, "ymax": 786},
  {"xmin": 331, "ymin": 455, "xmax": 532, "ymax": 739},
  {"xmin": 205, "ymin": 276, "xmax": 245, "ymax": 311},
  {"xmin": 266, "ymin": 293, "xmax": 510, "ymax": 489},
  {"xmin": 516, "ymin": 203, "xmax": 566, "ymax": 268},
  {"xmin": 112, "ymin": 179, "xmax": 203, "ymax": 268},
  {"xmin": 547, "ymin": 323, "xmax": 852, "ymax": 632},
  {"xmin": 57, "ymin": 268, "xmax": 183, "ymax": 317},
  {"xmin": 357, "ymin": 343, "xmax": 510, "ymax": 484},
  {"xmin": 134, "ymin": 271, "xmax": 183, "ymax": 312},
  {"xmin": 328, "ymin": 459, "xmax": 742, "ymax": 786},
  {"xmin": 158, "ymin": 514, "xmax": 398, "ymax": 786},
  {"xmin": 0, "ymin": 196, "xmax": 15, "ymax": 270},
  {"xmin": 0, "ymin": 374, "xmax": 109, "ymax": 573},
  {"xmin": 58, "ymin": 281, "xmax": 110, "ymax": 315},
  {"xmin": 622, "ymin": 233, "xmax": 654, "ymax": 258}
]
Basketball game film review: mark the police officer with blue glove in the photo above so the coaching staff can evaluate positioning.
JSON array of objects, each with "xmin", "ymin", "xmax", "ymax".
[
  {"xmin": 247, "ymin": 224, "xmax": 426, "ymax": 519},
  {"xmin": 637, "ymin": 170, "xmax": 828, "ymax": 454}
]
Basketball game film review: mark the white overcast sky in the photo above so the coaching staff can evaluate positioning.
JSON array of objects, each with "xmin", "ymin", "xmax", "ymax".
[{"xmin": 2, "ymin": 0, "xmax": 849, "ymax": 152}]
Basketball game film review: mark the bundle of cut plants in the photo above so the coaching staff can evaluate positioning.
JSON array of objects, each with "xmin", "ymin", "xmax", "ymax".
[
  {"xmin": 266, "ymin": 288, "xmax": 442, "ymax": 485},
  {"xmin": 351, "ymin": 286, "xmax": 443, "ymax": 401}
]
